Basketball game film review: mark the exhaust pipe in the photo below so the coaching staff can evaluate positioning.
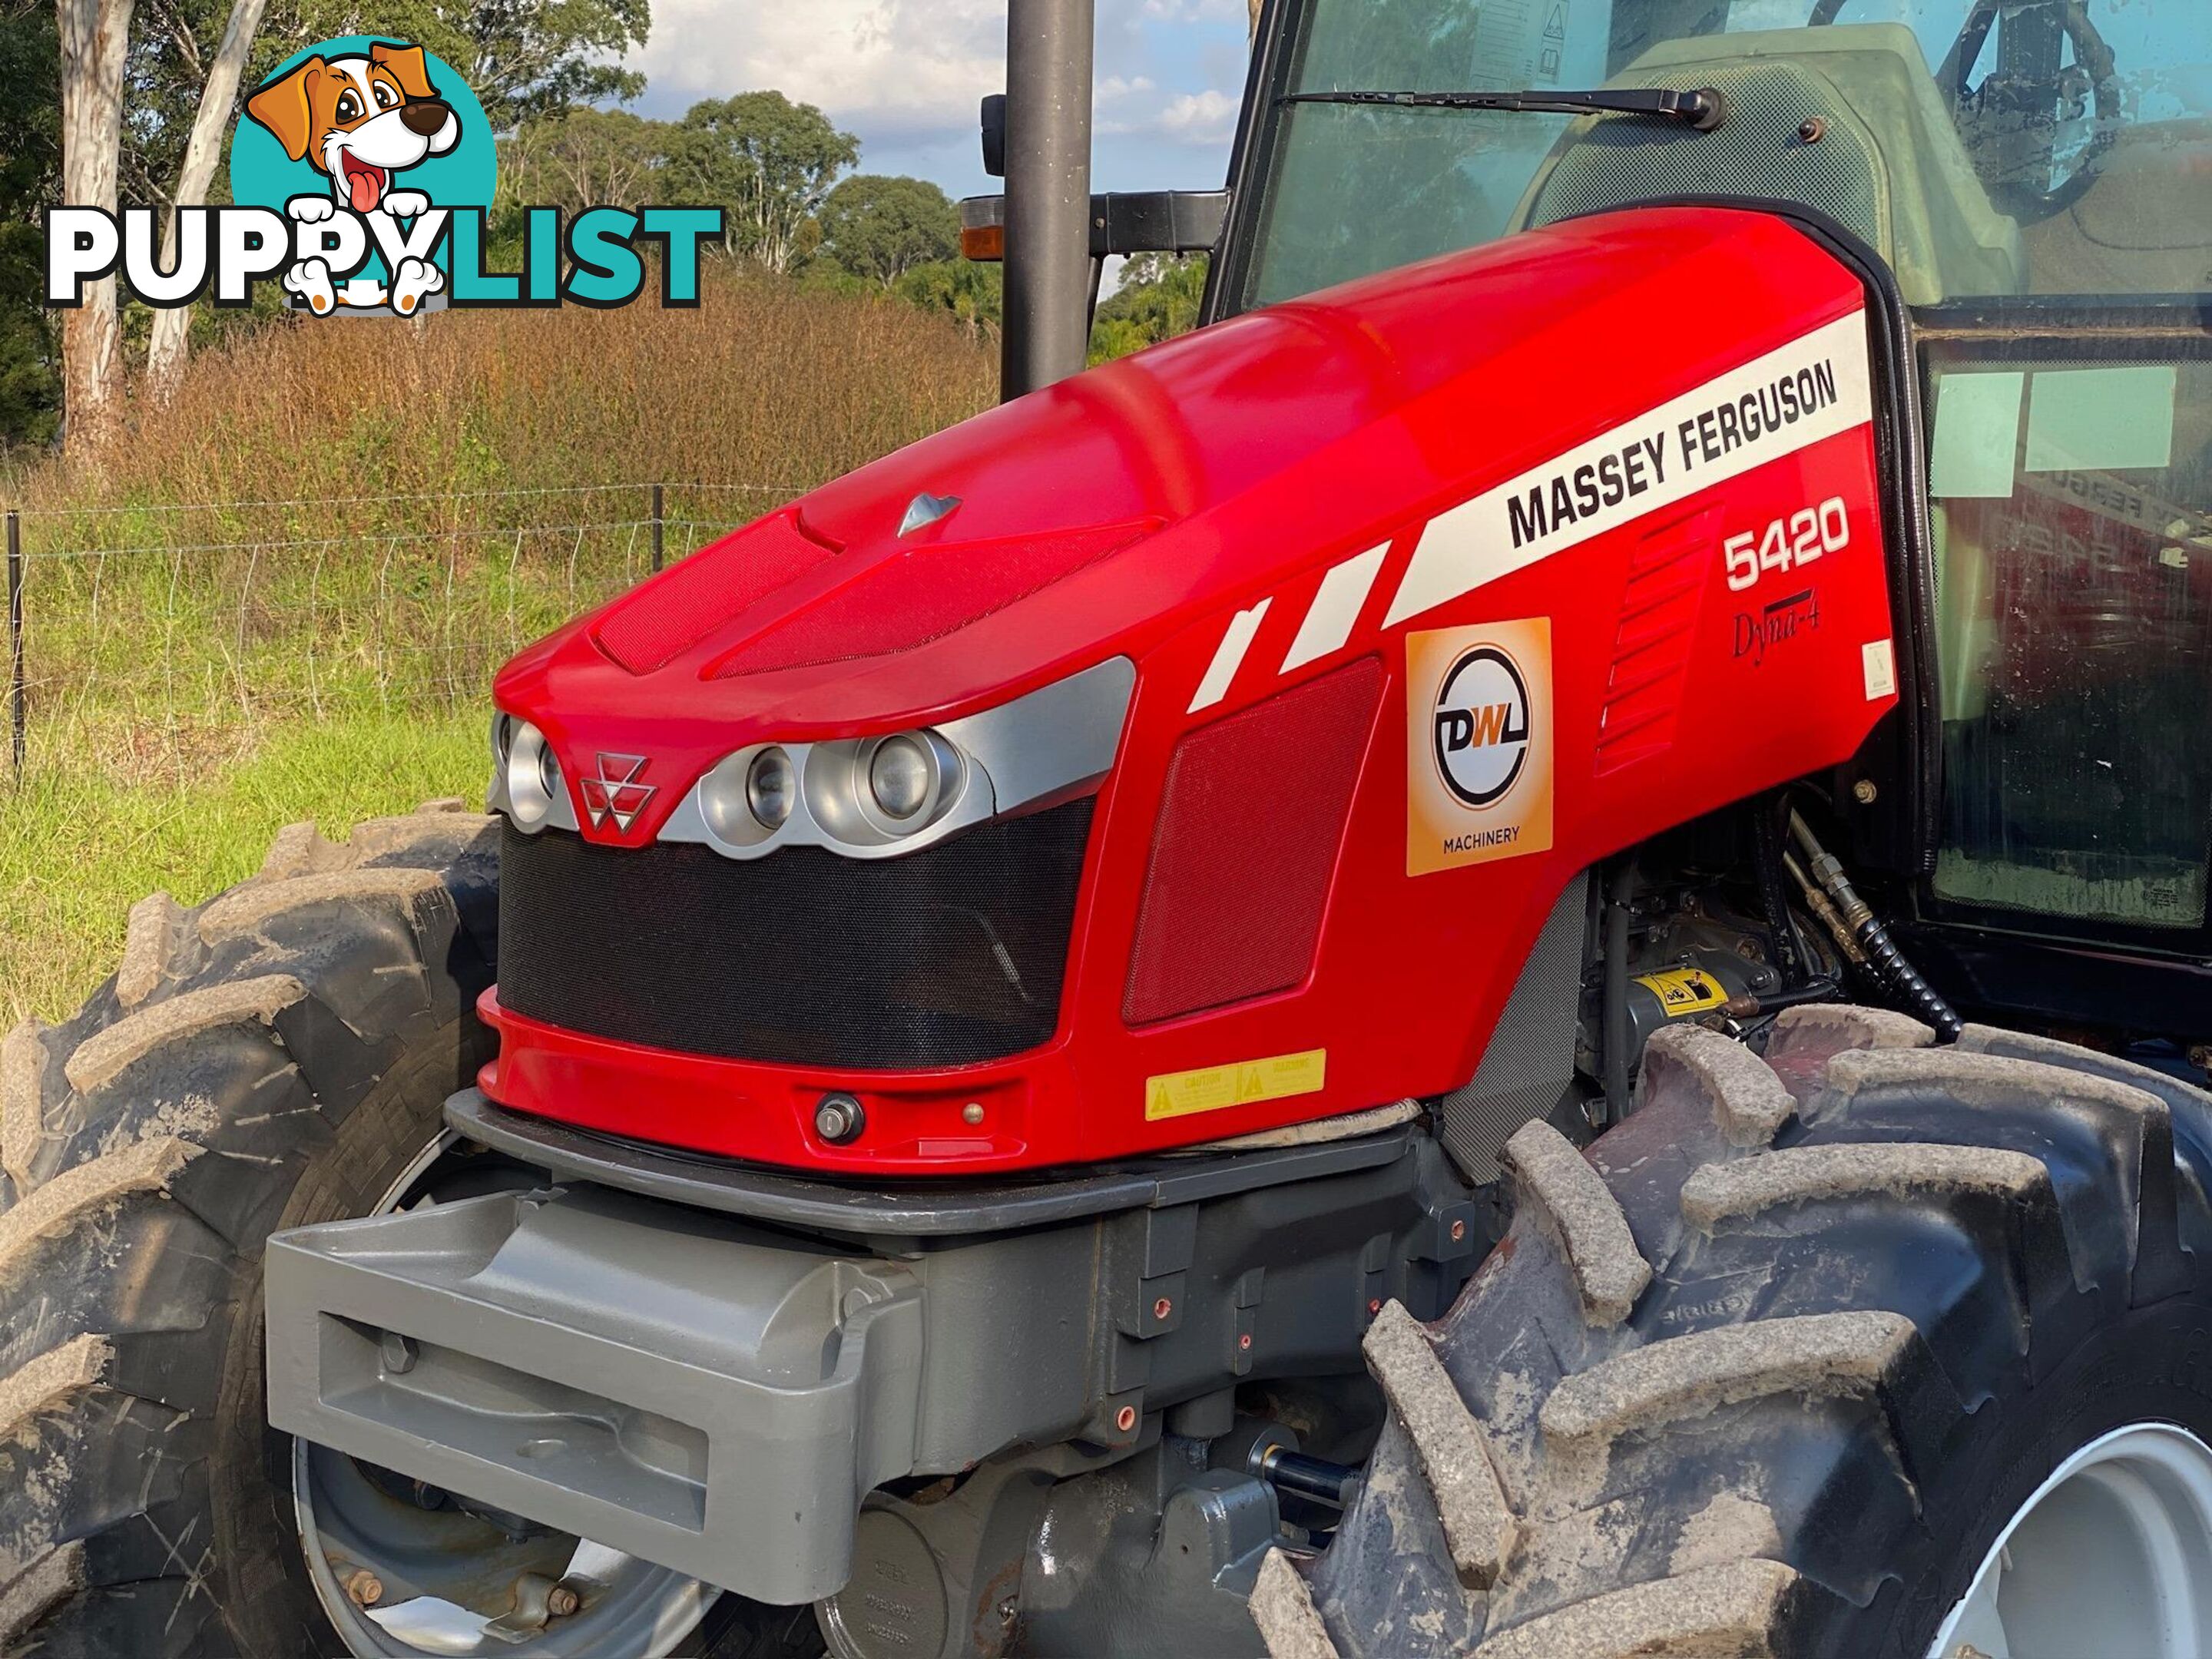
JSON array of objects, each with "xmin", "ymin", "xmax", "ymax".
[{"xmin": 1002, "ymin": 0, "xmax": 1094, "ymax": 399}]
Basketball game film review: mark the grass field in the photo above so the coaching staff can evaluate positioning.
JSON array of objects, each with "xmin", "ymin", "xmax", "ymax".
[
  {"xmin": 1, "ymin": 714, "xmax": 488, "ymax": 1022},
  {"xmin": 4, "ymin": 270, "xmax": 996, "ymax": 1023}
]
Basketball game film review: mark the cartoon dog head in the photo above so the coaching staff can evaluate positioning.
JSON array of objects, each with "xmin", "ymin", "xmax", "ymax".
[{"xmin": 246, "ymin": 41, "xmax": 459, "ymax": 214}]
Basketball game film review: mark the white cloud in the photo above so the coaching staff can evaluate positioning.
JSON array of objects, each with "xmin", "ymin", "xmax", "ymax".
[
  {"xmin": 631, "ymin": 0, "xmax": 1008, "ymax": 150},
  {"xmin": 1159, "ymin": 87, "xmax": 1239, "ymax": 144},
  {"xmin": 1141, "ymin": 0, "xmax": 1247, "ymax": 21},
  {"xmin": 629, "ymin": 1, "xmax": 1248, "ymax": 189}
]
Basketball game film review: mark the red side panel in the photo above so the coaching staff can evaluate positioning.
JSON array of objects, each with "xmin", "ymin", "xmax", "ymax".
[
  {"xmin": 1124, "ymin": 658, "xmax": 1382, "ymax": 1025},
  {"xmin": 483, "ymin": 207, "xmax": 1906, "ymax": 1175}
]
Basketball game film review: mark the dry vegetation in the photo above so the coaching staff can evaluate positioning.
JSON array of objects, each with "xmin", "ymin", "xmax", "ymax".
[
  {"xmin": 4, "ymin": 269, "xmax": 997, "ymax": 1021},
  {"xmin": 22, "ymin": 267, "xmax": 995, "ymax": 508}
]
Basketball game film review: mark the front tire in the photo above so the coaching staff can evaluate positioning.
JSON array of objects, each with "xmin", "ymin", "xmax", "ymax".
[
  {"xmin": 0, "ymin": 806, "xmax": 502, "ymax": 1657},
  {"xmin": 0, "ymin": 807, "xmax": 827, "ymax": 1659},
  {"xmin": 1254, "ymin": 1006, "xmax": 2212, "ymax": 1659}
]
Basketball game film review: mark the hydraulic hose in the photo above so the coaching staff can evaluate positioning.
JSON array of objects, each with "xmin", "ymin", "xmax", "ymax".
[
  {"xmin": 1603, "ymin": 859, "xmax": 1636, "ymax": 1124},
  {"xmin": 1787, "ymin": 812, "xmax": 1964, "ymax": 1043},
  {"xmin": 1751, "ymin": 796, "xmax": 1812, "ymax": 988}
]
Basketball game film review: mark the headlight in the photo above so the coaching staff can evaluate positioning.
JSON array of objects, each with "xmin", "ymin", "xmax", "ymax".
[
  {"xmin": 859, "ymin": 731, "xmax": 959, "ymax": 831},
  {"xmin": 809, "ymin": 728, "xmax": 964, "ymax": 844},
  {"xmin": 869, "ymin": 736, "xmax": 932, "ymax": 819},
  {"xmin": 697, "ymin": 745, "xmax": 796, "ymax": 847},
  {"xmin": 505, "ymin": 720, "xmax": 562, "ymax": 828},
  {"xmin": 748, "ymin": 747, "xmax": 797, "ymax": 830},
  {"xmin": 659, "ymin": 657, "xmax": 1135, "ymax": 861}
]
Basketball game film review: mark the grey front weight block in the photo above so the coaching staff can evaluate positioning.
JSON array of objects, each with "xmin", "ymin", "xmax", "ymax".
[
  {"xmin": 266, "ymin": 1184, "xmax": 926, "ymax": 1605},
  {"xmin": 267, "ymin": 1108, "xmax": 1482, "ymax": 1610}
]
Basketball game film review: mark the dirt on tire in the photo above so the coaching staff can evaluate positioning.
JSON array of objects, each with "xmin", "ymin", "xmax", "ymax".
[
  {"xmin": 0, "ymin": 804, "xmax": 499, "ymax": 1657},
  {"xmin": 1257, "ymin": 1007, "xmax": 2212, "ymax": 1659}
]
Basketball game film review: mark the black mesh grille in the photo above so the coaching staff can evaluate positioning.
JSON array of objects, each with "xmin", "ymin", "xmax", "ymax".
[{"xmin": 497, "ymin": 801, "xmax": 1093, "ymax": 1069}]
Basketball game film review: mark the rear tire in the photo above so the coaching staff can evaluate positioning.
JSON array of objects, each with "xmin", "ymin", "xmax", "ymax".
[{"xmin": 1255, "ymin": 1006, "xmax": 2212, "ymax": 1659}]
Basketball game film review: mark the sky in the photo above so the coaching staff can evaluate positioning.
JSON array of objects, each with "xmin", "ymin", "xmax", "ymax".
[{"xmin": 624, "ymin": 0, "xmax": 1253, "ymax": 203}]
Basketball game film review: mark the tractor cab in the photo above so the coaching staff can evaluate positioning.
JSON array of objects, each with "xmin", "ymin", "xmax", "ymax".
[{"xmin": 1190, "ymin": 0, "xmax": 2212, "ymax": 1054}]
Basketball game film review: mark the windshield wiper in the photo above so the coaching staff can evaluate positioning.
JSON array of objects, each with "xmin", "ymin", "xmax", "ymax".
[{"xmin": 1280, "ymin": 85, "xmax": 1727, "ymax": 131}]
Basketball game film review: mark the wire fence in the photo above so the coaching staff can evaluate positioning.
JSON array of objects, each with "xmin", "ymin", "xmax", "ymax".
[{"xmin": 2, "ymin": 482, "xmax": 793, "ymax": 780}]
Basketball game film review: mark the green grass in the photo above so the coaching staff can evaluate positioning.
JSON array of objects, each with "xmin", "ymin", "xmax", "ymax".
[
  {"xmin": 5, "ymin": 505, "xmax": 734, "ymax": 1025},
  {"xmin": 4, "ymin": 712, "xmax": 488, "ymax": 1023},
  {"xmin": 3, "ymin": 267, "xmax": 1000, "ymax": 1025}
]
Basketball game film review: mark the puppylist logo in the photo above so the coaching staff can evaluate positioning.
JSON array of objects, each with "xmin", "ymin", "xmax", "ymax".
[{"xmin": 46, "ymin": 36, "xmax": 722, "ymax": 318}]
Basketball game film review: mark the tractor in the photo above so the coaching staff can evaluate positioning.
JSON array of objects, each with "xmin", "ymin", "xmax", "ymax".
[{"xmin": 6, "ymin": 0, "xmax": 2211, "ymax": 1654}]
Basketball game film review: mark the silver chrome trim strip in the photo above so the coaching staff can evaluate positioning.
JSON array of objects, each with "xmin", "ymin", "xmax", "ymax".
[{"xmin": 658, "ymin": 655, "xmax": 1135, "ymax": 861}]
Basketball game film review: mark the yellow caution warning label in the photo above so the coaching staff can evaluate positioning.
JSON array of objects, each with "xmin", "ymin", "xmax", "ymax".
[
  {"xmin": 1635, "ymin": 967, "xmax": 1730, "ymax": 1015},
  {"xmin": 1144, "ymin": 1048, "xmax": 1327, "ymax": 1122}
]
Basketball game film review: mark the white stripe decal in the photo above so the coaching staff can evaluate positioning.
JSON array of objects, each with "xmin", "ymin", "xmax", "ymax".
[
  {"xmin": 1384, "ymin": 310, "xmax": 1875, "ymax": 628},
  {"xmin": 1281, "ymin": 543, "xmax": 1388, "ymax": 674},
  {"xmin": 1189, "ymin": 598, "xmax": 1272, "ymax": 713}
]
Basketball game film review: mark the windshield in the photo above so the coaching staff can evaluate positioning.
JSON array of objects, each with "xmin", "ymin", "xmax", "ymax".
[{"xmin": 1234, "ymin": 0, "xmax": 2212, "ymax": 310}]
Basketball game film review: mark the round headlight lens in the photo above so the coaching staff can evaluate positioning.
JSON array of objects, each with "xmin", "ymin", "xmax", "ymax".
[
  {"xmin": 505, "ymin": 720, "xmax": 559, "ymax": 828},
  {"xmin": 747, "ymin": 747, "xmax": 796, "ymax": 830},
  {"xmin": 867, "ymin": 735, "xmax": 934, "ymax": 821}
]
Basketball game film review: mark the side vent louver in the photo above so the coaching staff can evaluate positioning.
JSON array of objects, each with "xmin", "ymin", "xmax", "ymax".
[{"xmin": 1595, "ymin": 507, "xmax": 1716, "ymax": 775}]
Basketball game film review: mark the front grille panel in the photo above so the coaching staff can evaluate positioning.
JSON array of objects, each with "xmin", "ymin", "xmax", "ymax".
[{"xmin": 497, "ymin": 801, "xmax": 1094, "ymax": 1069}]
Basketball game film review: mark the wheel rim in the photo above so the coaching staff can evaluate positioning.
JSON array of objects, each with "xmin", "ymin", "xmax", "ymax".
[
  {"xmin": 1928, "ymin": 1422, "xmax": 2212, "ymax": 1659},
  {"xmin": 291, "ymin": 1132, "xmax": 718, "ymax": 1657}
]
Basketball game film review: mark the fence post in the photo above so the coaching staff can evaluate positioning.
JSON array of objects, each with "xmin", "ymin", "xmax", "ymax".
[
  {"xmin": 6, "ymin": 511, "xmax": 21, "ymax": 780},
  {"xmin": 650, "ymin": 483, "xmax": 665, "ymax": 574}
]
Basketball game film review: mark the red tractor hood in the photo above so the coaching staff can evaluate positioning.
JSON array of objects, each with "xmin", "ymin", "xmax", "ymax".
[{"xmin": 494, "ymin": 207, "xmax": 1863, "ymax": 846}]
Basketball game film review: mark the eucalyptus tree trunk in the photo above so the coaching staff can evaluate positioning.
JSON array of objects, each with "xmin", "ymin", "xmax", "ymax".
[
  {"xmin": 145, "ymin": 0, "xmax": 270, "ymax": 402},
  {"xmin": 56, "ymin": 0, "xmax": 133, "ymax": 454}
]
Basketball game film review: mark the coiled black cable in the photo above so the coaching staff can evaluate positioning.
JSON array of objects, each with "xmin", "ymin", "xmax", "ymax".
[{"xmin": 1787, "ymin": 811, "xmax": 1965, "ymax": 1043}]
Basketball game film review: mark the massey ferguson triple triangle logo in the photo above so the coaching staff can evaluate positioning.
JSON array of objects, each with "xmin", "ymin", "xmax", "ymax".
[{"xmin": 581, "ymin": 754, "xmax": 656, "ymax": 833}]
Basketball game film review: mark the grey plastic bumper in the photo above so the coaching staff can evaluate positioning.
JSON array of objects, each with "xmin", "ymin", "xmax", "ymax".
[
  {"xmin": 267, "ymin": 1104, "xmax": 1479, "ymax": 1609},
  {"xmin": 266, "ymin": 1185, "xmax": 927, "ymax": 1605}
]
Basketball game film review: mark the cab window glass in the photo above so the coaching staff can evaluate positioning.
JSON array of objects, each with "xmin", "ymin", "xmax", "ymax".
[
  {"xmin": 1240, "ymin": 0, "xmax": 2212, "ymax": 310},
  {"xmin": 1927, "ymin": 348, "xmax": 2212, "ymax": 930}
]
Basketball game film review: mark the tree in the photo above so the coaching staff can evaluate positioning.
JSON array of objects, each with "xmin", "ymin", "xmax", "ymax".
[
  {"xmin": 0, "ymin": 2, "xmax": 61, "ymax": 449},
  {"xmin": 1089, "ymin": 253, "xmax": 1207, "ymax": 363},
  {"xmin": 57, "ymin": 0, "xmax": 132, "ymax": 454},
  {"xmin": 816, "ymin": 174, "xmax": 957, "ymax": 289},
  {"xmin": 893, "ymin": 258, "xmax": 1000, "ymax": 338},
  {"xmin": 260, "ymin": 0, "xmax": 649, "ymax": 129},
  {"xmin": 142, "ymin": 0, "xmax": 269, "ymax": 399},
  {"xmin": 664, "ymin": 91, "xmax": 855, "ymax": 271},
  {"xmin": 499, "ymin": 106, "xmax": 669, "ymax": 217}
]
